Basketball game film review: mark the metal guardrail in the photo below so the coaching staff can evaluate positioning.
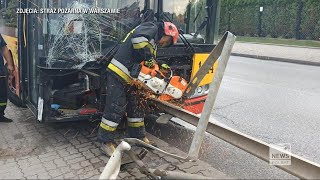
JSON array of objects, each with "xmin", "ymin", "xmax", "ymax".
[{"xmin": 151, "ymin": 98, "xmax": 320, "ymax": 179}]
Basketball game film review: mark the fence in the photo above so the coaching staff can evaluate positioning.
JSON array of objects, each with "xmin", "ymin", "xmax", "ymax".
[{"xmin": 219, "ymin": 0, "xmax": 320, "ymax": 40}]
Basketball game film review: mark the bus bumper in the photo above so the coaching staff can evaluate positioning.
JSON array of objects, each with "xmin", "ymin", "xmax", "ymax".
[{"xmin": 183, "ymin": 95, "xmax": 207, "ymax": 114}]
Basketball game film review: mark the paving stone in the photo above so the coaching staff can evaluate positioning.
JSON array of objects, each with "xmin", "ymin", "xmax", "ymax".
[
  {"xmin": 0, "ymin": 103, "xmax": 230, "ymax": 180},
  {"xmin": 54, "ymin": 144, "xmax": 72, "ymax": 150},
  {"xmin": 48, "ymin": 169, "xmax": 64, "ymax": 178},
  {"xmin": 26, "ymin": 174, "xmax": 38, "ymax": 179},
  {"xmin": 55, "ymin": 135, "xmax": 67, "ymax": 142},
  {"xmin": 36, "ymin": 171, "xmax": 52, "ymax": 179},
  {"xmin": 43, "ymin": 160, "xmax": 57, "ymax": 171},
  {"xmin": 53, "ymin": 158, "xmax": 68, "ymax": 168},
  {"xmin": 78, "ymin": 146, "xmax": 93, "ymax": 152},
  {"xmin": 98, "ymin": 156, "xmax": 109, "ymax": 164},
  {"xmin": 78, "ymin": 169, "xmax": 100, "ymax": 179},
  {"xmin": 99, "ymin": 166, "xmax": 105, "ymax": 173},
  {"xmin": 27, "ymin": 156, "xmax": 42, "ymax": 165},
  {"xmin": 16, "ymin": 155, "xmax": 31, "ymax": 161},
  {"xmin": 39, "ymin": 154, "xmax": 57, "ymax": 162},
  {"xmin": 66, "ymin": 146, "xmax": 79, "ymax": 155},
  {"xmin": 75, "ymin": 142, "xmax": 92, "ymax": 149},
  {"xmin": 0, "ymin": 167, "xmax": 22, "ymax": 176},
  {"xmin": 70, "ymin": 162, "xmax": 83, "ymax": 170},
  {"xmin": 80, "ymin": 160, "xmax": 91, "ymax": 167},
  {"xmin": 90, "ymin": 147, "xmax": 102, "ymax": 156},
  {"xmin": 63, "ymin": 172, "xmax": 77, "ymax": 179},
  {"xmin": 89, "ymin": 174, "xmax": 101, "ymax": 179},
  {"xmin": 77, "ymin": 137, "xmax": 90, "ymax": 144},
  {"xmin": 118, "ymin": 171, "xmax": 132, "ymax": 179},
  {"xmin": 0, "ymin": 161, "xmax": 17, "ymax": 168},
  {"xmin": 66, "ymin": 157, "xmax": 86, "ymax": 165},
  {"xmin": 52, "ymin": 175, "xmax": 64, "ymax": 179},
  {"xmin": 58, "ymin": 166, "xmax": 71, "ymax": 174},
  {"xmin": 68, "ymin": 138, "xmax": 81, "ymax": 146},
  {"xmin": 17, "ymin": 159, "xmax": 30, "ymax": 169},
  {"xmin": 22, "ymin": 164, "xmax": 46, "ymax": 177},
  {"xmin": 89, "ymin": 157, "xmax": 101, "ymax": 164},
  {"xmin": 75, "ymin": 165, "xmax": 96, "ymax": 178},
  {"xmin": 57, "ymin": 149, "xmax": 71, "ymax": 157},
  {"xmin": 82, "ymin": 151, "xmax": 95, "ymax": 159},
  {"xmin": 63, "ymin": 153, "xmax": 82, "ymax": 161},
  {"xmin": 128, "ymin": 168, "xmax": 148, "ymax": 179}
]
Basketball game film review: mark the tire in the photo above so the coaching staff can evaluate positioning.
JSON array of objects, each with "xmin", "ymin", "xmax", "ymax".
[{"xmin": 5, "ymin": 66, "xmax": 25, "ymax": 107}]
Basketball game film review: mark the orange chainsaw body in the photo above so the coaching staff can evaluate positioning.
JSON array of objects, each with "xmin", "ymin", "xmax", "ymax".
[{"xmin": 139, "ymin": 62, "xmax": 187, "ymax": 100}]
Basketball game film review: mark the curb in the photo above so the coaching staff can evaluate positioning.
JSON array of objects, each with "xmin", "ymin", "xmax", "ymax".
[
  {"xmin": 231, "ymin": 53, "xmax": 320, "ymax": 67},
  {"xmin": 236, "ymin": 41, "xmax": 320, "ymax": 50}
]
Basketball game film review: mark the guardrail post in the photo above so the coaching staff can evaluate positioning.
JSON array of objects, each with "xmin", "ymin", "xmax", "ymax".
[{"xmin": 188, "ymin": 32, "xmax": 236, "ymax": 159}]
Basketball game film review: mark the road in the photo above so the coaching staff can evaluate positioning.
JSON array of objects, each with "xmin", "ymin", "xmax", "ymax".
[
  {"xmin": 167, "ymin": 56, "xmax": 320, "ymax": 179},
  {"xmin": 202, "ymin": 56, "xmax": 320, "ymax": 179}
]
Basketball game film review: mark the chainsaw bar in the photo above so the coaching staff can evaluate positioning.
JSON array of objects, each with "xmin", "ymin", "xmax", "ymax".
[{"xmin": 183, "ymin": 32, "xmax": 229, "ymax": 98}]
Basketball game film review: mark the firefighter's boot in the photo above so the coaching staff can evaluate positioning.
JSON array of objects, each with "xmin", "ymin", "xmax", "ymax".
[
  {"xmin": 101, "ymin": 142, "xmax": 117, "ymax": 157},
  {"xmin": 141, "ymin": 137, "xmax": 151, "ymax": 144},
  {"xmin": 140, "ymin": 136, "xmax": 157, "ymax": 147}
]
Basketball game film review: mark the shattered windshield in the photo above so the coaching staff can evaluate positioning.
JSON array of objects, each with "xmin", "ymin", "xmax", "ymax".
[{"xmin": 41, "ymin": 0, "xmax": 145, "ymax": 69}]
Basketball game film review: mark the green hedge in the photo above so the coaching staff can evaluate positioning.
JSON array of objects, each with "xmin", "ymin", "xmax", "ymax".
[{"xmin": 220, "ymin": 0, "xmax": 320, "ymax": 40}]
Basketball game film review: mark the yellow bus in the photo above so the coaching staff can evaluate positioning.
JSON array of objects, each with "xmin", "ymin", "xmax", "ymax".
[{"xmin": 0, "ymin": 0, "xmax": 220, "ymax": 122}]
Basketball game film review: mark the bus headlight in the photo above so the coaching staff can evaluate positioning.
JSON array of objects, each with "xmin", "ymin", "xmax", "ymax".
[
  {"xmin": 189, "ymin": 84, "xmax": 210, "ymax": 98},
  {"xmin": 197, "ymin": 86, "xmax": 203, "ymax": 93}
]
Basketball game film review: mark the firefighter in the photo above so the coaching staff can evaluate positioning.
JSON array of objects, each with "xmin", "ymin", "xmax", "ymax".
[
  {"xmin": 0, "ymin": 34, "xmax": 14, "ymax": 122},
  {"xmin": 98, "ymin": 21, "xmax": 179, "ymax": 156}
]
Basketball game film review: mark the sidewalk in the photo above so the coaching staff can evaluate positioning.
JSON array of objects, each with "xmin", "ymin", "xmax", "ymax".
[
  {"xmin": 0, "ymin": 102, "xmax": 229, "ymax": 179},
  {"xmin": 232, "ymin": 42, "xmax": 320, "ymax": 66}
]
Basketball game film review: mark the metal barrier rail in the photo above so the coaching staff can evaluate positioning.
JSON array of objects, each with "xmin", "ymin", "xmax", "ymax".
[{"xmin": 151, "ymin": 98, "xmax": 320, "ymax": 179}]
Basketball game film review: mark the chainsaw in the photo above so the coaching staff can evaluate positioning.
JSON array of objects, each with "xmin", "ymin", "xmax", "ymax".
[{"xmin": 131, "ymin": 61, "xmax": 188, "ymax": 101}]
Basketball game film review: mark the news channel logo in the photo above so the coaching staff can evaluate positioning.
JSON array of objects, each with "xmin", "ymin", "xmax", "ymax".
[{"xmin": 269, "ymin": 143, "xmax": 291, "ymax": 166}]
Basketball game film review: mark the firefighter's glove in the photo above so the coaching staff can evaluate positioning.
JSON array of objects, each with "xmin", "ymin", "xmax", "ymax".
[
  {"xmin": 161, "ymin": 64, "xmax": 170, "ymax": 70},
  {"xmin": 144, "ymin": 58, "xmax": 156, "ymax": 68},
  {"xmin": 160, "ymin": 64, "xmax": 171, "ymax": 77}
]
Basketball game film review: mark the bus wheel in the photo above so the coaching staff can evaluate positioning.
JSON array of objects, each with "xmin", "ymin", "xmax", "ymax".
[{"xmin": 6, "ymin": 71, "xmax": 25, "ymax": 107}]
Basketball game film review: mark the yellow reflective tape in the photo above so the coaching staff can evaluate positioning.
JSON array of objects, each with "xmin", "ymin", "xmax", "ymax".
[
  {"xmin": 132, "ymin": 42, "xmax": 149, "ymax": 49},
  {"xmin": 100, "ymin": 122, "xmax": 117, "ymax": 132},
  {"xmin": 0, "ymin": 102, "xmax": 7, "ymax": 106},
  {"xmin": 146, "ymin": 43, "xmax": 156, "ymax": 56},
  {"xmin": 122, "ymin": 28, "xmax": 136, "ymax": 43},
  {"xmin": 128, "ymin": 121, "xmax": 145, "ymax": 128},
  {"xmin": 107, "ymin": 63, "xmax": 131, "ymax": 83}
]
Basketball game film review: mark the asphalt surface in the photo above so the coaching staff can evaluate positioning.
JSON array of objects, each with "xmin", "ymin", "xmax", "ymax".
[
  {"xmin": 216, "ymin": 56, "xmax": 320, "ymax": 160},
  {"xmin": 173, "ymin": 56, "xmax": 320, "ymax": 179}
]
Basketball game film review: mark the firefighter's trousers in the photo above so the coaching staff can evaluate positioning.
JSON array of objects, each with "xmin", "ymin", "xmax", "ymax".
[
  {"xmin": 98, "ymin": 71, "xmax": 146, "ymax": 143},
  {"xmin": 0, "ymin": 67, "xmax": 7, "ymax": 117}
]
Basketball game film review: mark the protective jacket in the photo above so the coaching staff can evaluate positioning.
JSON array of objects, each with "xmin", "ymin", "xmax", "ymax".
[
  {"xmin": 107, "ymin": 21, "xmax": 164, "ymax": 82},
  {"xmin": 98, "ymin": 22, "xmax": 164, "ymax": 143}
]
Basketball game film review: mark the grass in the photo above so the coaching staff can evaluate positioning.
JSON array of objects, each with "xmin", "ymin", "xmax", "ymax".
[{"xmin": 236, "ymin": 36, "xmax": 320, "ymax": 48}]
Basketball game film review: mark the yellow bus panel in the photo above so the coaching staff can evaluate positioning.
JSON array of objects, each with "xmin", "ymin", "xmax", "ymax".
[
  {"xmin": 191, "ymin": 53, "xmax": 218, "ymax": 87},
  {"xmin": 1, "ymin": 34, "xmax": 18, "ymax": 66}
]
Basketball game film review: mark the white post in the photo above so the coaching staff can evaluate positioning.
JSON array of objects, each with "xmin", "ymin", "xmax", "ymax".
[
  {"xmin": 188, "ymin": 32, "xmax": 236, "ymax": 159},
  {"xmin": 99, "ymin": 141, "xmax": 131, "ymax": 180}
]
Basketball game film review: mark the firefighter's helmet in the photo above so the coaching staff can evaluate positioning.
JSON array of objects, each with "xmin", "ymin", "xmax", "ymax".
[{"xmin": 164, "ymin": 22, "xmax": 179, "ymax": 44}]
